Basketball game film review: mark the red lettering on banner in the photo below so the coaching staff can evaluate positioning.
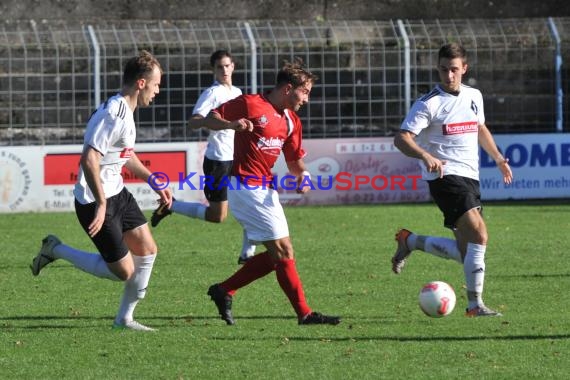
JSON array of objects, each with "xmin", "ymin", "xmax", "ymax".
[
  {"xmin": 335, "ymin": 171, "xmax": 352, "ymax": 190},
  {"xmin": 442, "ymin": 121, "xmax": 478, "ymax": 135}
]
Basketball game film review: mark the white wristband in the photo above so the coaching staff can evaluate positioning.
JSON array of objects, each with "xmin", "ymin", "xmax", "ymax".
[{"xmin": 301, "ymin": 170, "xmax": 311, "ymax": 179}]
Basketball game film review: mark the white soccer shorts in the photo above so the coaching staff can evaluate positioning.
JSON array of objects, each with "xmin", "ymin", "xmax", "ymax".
[{"xmin": 227, "ymin": 176, "xmax": 289, "ymax": 243}]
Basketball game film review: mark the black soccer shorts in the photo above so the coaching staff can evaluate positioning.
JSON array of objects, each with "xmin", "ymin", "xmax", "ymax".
[
  {"xmin": 202, "ymin": 157, "xmax": 233, "ymax": 202},
  {"xmin": 428, "ymin": 175, "xmax": 483, "ymax": 229},
  {"xmin": 75, "ymin": 187, "xmax": 147, "ymax": 263}
]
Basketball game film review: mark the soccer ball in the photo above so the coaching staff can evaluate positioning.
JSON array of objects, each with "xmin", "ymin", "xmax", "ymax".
[{"xmin": 418, "ymin": 281, "xmax": 456, "ymax": 318}]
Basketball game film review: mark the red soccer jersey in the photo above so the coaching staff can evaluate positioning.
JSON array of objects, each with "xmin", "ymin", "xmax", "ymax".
[{"xmin": 212, "ymin": 94, "xmax": 306, "ymax": 185}]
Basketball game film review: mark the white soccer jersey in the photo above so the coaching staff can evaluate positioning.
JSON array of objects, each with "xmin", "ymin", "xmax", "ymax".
[
  {"xmin": 193, "ymin": 81, "xmax": 242, "ymax": 161},
  {"xmin": 74, "ymin": 94, "xmax": 136, "ymax": 204},
  {"xmin": 401, "ymin": 84, "xmax": 485, "ymax": 181}
]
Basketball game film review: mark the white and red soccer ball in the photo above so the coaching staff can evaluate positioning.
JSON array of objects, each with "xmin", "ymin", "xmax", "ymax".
[{"xmin": 419, "ymin": 281, "xmax": 456, "ymax": 318}]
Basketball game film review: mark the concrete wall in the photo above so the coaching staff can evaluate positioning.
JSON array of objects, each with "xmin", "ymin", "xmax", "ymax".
[{"xmin": 1, "ymin": 0, "xmax": 568, "ymax": 21}]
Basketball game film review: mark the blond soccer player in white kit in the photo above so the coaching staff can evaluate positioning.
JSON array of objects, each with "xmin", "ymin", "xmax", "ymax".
[
  {"xmin": 31, "ymin": 50, "xmax": 172, "ymax": 331},
  {"xmin": 151, "ymin": 50, "xmax": 256, "ymax": 264},
  {"xmin": 391, "ymin": 43, "xmax": 513, "ymax": 317}
]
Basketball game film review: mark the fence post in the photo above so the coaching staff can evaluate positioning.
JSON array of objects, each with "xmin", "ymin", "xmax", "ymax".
[
  {"xmin": 243, "ymin": 22, "xmax": 258, "ymax": 94},
  {"xmin": 547, "ymin": 17, "xmax": 563, "ymax": 132},
  {"xmin": 86, "ymin": 25, "xmax": 101, "ymax": 108},
  {"xmin": 397, "ymin": 19, "xmax": 411, "ymax": 115}
]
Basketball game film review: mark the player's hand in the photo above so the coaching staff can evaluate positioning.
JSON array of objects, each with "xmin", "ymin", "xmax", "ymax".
[
  {"xmin": 497, "ymin": 157, "xmax": 513, "ymax": 184},
  {"xmin": 233, "ymin": 118, "xmax": 254, "ymax": 132},
  {"xmin": 296, "ymin": 171, "xmax": 312, "ymax": 194},
  {"xmin": 87, "ymin": 202, "xmax": 107, "ymax": 238},
  {"xmin": 155, "ymin": 187, "xmax": 173, "ymax": 209},
  {"xmin": 422, "ymin": 154, "xmax": 446, "ymax": 178}
]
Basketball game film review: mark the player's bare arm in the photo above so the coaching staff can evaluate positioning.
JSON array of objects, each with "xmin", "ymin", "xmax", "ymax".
[
  {"xmin": 394, "ymin": 130, "xmax": 446, "ymax": 178},
  {"xmin": 187, "ymin": 114, "xmax": 205, "ymax": 130},
  {"xmin": 202, "ymin": 111, "xmax": 254, "ymax": 132},
  {"xmin": 478, "ymin": 124, "xmax": 513, "ymax": 184},
  {"xmin": 287, "ymin": 159, "xmax": 311, "ymax": 194},
  {"xmin": 79, "ymin": 146, "xmax": 106, "ymax": 237},
  {"xmin": 125, "ymin": 154, "xmax": 173, "ymax": 206}
]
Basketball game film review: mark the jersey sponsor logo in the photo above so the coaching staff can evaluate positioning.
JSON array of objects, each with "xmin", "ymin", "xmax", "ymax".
[
  {"xmin": 255, "ymin": 114, "xmax": 269, "ymax": 128},
  {"xmin": 120, "ymin": 147, "xmax": 134, "ymax": 158},
  {"xmin": 442, "ymin": 121, "xmax": 478, "ymax": 135},
  {"xmin": 257, "ymin": 136, "xmax": 284, "ymax": 156}
]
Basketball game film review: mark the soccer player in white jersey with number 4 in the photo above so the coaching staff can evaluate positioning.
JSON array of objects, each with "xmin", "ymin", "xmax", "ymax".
[
  {"xmin": 151, "ymin": 50, "xmax": 256, "ymax": 264},
  {"xmin": 31, "ymin": 50, "xmax": 172, "ymax": 331},
  {"xmin": 392, "ymin": 43, "xmax": 513, "ymax": 317}
]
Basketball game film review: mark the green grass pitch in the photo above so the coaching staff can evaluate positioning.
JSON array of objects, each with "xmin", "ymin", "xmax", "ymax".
[{"xmin": 1, "ymin": 201, "xmax": 569, "ymax": 379}]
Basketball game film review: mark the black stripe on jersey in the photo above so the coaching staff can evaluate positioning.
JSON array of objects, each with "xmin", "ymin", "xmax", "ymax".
[
  {"xmin": 117, "ymin": 102, "xmax": 126, "ymax": 120},
  {"xmin": 419, "ymin": 87, "xmax": 441, "ymax": 102}
]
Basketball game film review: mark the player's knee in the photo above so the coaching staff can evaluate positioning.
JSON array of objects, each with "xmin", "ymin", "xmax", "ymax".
[
  {"xmin": 208, "ymin": 214, "xmax": 226, "ymax": 223},
  {"xmin": 473, "ymin": 227, "xmax": 488, "ymax": 245},
  {"xmin": 278, "ymin": 245, "xmax": 295, "ymax": 260},
  {"xmin": 148, "ymin": 242, "xmax": 158, "ymax": 254},
  {"xmin": 113, "ymin": 267, "xmax": 134, "ymax": 281},
  {"xmin": 137, "ymin": 241, "xmax": 158, "ymax": 255},
  {"xmin": 205, "ymin": 209, "xmax": 227, "ymax": 223}
]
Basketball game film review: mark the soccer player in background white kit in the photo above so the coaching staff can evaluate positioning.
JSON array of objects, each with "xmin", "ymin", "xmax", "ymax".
[
  {"xmin": 151, "ymin": 50, "xmax": 256, "ymax": 264},
  {"xmin": 31, "ymin": 50, "xmax": 172, "ymax": 331},
  {"xmin": 391, "ymin": 43, "xmax": 513, "ymax": 317}
]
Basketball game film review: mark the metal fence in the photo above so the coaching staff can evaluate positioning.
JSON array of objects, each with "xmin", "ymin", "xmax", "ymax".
[{"xmin": 0, "ymin": 18, "xmax": 568, "ymax": 146}]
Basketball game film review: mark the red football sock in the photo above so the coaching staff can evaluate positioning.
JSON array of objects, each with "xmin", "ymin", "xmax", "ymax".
[
  {"xmin": 275, "ymin": 259, "xmax": 311, "ymax": 319},
  {"xmin": 220, "ymin": 251, "xmax": 275, "ymax": 295}
]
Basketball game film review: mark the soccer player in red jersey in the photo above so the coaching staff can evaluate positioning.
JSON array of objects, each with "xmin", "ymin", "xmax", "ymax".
[{"xmin": 200, "ymin": 58, "xmax": 340, "ymax": 325}]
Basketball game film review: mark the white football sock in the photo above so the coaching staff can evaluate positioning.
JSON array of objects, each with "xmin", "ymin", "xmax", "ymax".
[
  {"xmin": 115, "ymin": 253, "xmax": 156, "ymax": 324},
  {"xmin": 240, "ymin": 229, "xmax": 256, "ymax": 259},
  {"xmin": 171, "ymin": 201, "xmax": 207, "ymax": 220},
  {"xmin": 464, "ymin": 243, "xmax": 486, "ymax": 309},
  {"xmin": 412, "ymin": 235, "xmax": 462, "ymax": 263},
  {"xmin": 52, "ymin": 244, "xmax": 120, "ymax": 280}
]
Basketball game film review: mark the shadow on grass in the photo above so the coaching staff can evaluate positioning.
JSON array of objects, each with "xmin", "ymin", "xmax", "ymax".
[
  {"xmin": 0, "ymin": 315, "xmax": 113, "ymax": 330},
  {"xmin": 494, "ymin": 273, "xmax": 570, "ymax": 279},
  {"xmin": 4, "ymin": 315, "xmax": 570, "ymax": 343},
  {"xmin": 0, "ymin": 314, "xmax": 296, "ymax": 329},
  {"xmin": 210, "ymin": 334, "xmax": 570, "ymax": 342},
  {"xmin": 0, "ymin": 314, "xmax": 400, "ymax": 330}
]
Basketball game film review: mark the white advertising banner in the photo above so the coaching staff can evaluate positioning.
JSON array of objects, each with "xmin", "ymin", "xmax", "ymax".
[
  {"xmin": 0, "ymin": 143, "xmax": 205, "ymax": 213},
  {"xmin": 272, "ymin": 138, "xmax": 430, "ymax": 206},
  {"xmin": 1, "ymin": 134, "xmax": 568, "ymax": 213},
  {"xmin": 479, "ymin": 134, "xmax": 570, "ymax": 200}
]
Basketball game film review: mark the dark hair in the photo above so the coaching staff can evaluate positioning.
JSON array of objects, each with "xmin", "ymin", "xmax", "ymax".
[
  {"xmin": 210, "ymin": 50, "xmax": 233, "ymax": 67},
  {"xmin": 275, "ymin": 57, "xmax": 318, "ymax": 88},
  {"xmin": 123, "ymin": 50, "xmax": 162, "ymax": 86},
  {"xmin": 438, "ymin": 43, "xmax": 467, "ymax": 63}
]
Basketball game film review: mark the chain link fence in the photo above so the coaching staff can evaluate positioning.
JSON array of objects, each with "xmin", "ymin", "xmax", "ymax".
[{"xmin": 0, "ymin": 18, "xmax": 567, "ymax": 146}]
